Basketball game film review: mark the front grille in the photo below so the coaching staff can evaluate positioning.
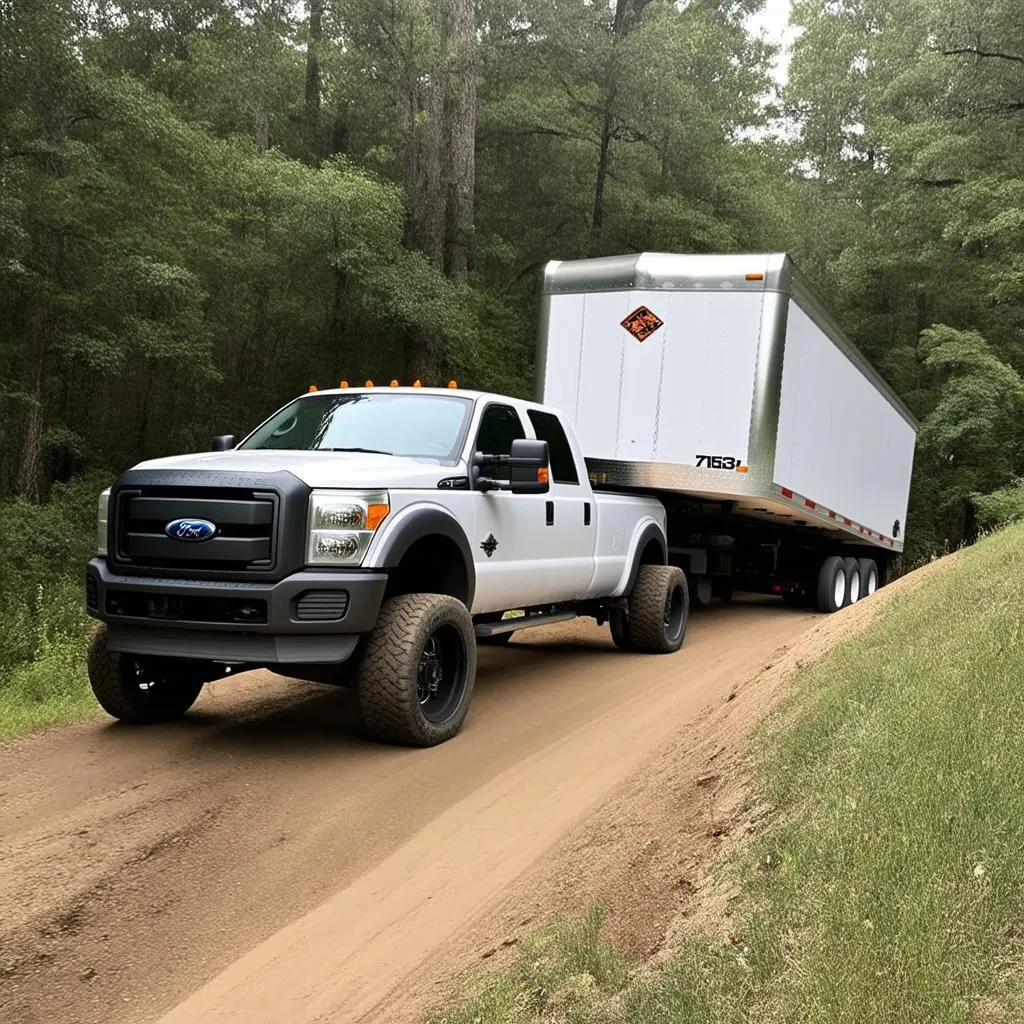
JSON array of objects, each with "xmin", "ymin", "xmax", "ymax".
[
  {"xmin": 294, "ymin": 590, "xmax": 349, "ymax": 621},
  {"xmin": 106, "ymin": 589, "xmax": 268, "ymax": 625},
  {"xmin": 113, "ymin": 487, "xmax": 277, "ymax": 575}
]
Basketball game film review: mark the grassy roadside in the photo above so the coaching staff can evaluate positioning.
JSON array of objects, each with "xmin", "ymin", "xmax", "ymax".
[
  {"xmin": 435, "ymin": 523, "xmax": 1024, "ymax": 1024},
  {"xmin": 0, "ymin": 477, "xmax": 108, "ymax": 741},
  {"xmin": 0, "ymin": 576, "xmax": 96, "ymax": 741}
]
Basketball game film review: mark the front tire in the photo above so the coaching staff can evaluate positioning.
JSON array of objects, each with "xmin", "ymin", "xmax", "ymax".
[
  {"xmin": 626, "ymin": 565, "xmax": 689, "ymax": 654},
  {"xmin": 87, "ymin": 624, "xmax": 204, "ymax": 724},
  {"xmin": 357, "ymin": 593, "xmax": 476, "ymax": 746}
]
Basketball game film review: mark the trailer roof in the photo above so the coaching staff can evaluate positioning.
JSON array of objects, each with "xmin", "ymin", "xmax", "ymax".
[{"xmin": 541, "ymin": 252, "xmax": 919, "ymax": 431}]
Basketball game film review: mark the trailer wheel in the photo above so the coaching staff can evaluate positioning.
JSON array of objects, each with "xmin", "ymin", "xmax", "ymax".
[
  {"xmin": 858, "ymin": 558, "xmax": 879, "ymax": 598},
  {"xmin": 87, "ymin": 624, "xmax": 205, "ymax": 724},
  {"xmin": 843, "ymin": 557, "xmax": 861, "ymax": 605},
  {"xmin": 357, "ymin": 593, "xmax": 476, "ymax": 746},
  {"xmin": 815, "ymin": 556, "xmax": 848, "ymax": 614},
  {"xmin": 626, "ymin": 565, "xmax": 689, "ymax": 653}
]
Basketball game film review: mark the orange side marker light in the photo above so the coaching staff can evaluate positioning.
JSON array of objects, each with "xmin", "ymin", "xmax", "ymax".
[
  {"xmin": 537, "ymin": 467, "xmax": 549, "ymax": 485},
  {"xmin": 366, "ymin": 503, "xmax": 390, "ymax": 530}
]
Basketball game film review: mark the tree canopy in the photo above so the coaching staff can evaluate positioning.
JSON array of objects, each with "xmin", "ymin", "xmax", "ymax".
[{"xmin": 1, "ymin": 0, "xmax": 1022, "ymax": 560}]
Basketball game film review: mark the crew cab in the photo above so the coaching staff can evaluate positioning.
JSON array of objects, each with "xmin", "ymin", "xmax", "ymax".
[{"xmin": 85, "ymin": 387, "xmax": 688, "ymax": 746}]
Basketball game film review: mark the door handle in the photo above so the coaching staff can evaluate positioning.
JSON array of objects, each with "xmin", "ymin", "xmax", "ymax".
[
  {"xmin": 545, "ymin": 501, "xmax": 554, "ymax": 526},
  {"xmin": 584, "ymin": 502, "xmax": 591, "ymax": 526}
]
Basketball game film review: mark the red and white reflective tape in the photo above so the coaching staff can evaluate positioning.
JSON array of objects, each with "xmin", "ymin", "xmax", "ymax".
[{"xmin": 774, "ymin": 485, "xmax": 896, "ymax": 547}]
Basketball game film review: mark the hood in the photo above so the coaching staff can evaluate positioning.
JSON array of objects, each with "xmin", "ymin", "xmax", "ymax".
[{"xmin": 130, "ymin": 449, "xmax": 460, "ymax": 489}]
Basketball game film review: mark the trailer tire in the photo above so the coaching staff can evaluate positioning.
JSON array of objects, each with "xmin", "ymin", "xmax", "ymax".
[
  {"xmin": 87, "ymin": 624, "xmax": 204, "ymax": 724},
  {"xmin": 858, "ymin": 558, "xmax": 879, "ymax": 598},
  {"xmin": 815, "ymin": 556, "xmax": 848, "ymax": 614},
  {"xmin": 626, "ymin": 565, "xmax": 689, "ymax": 653},
  {"xmin": 357, "ymin": 593, "xmax": 476, "ymax": 747},
  {"xmin": 843, "ymin": 556, "xmax": 862, "ymax": 605}
]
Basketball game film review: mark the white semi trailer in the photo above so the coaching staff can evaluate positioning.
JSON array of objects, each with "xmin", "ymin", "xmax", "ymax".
[{"xmin": 537, "ymin": 252, "xmax": 918, "ymax": 611}]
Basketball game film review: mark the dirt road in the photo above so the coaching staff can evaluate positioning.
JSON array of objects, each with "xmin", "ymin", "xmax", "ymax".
[{"xmin": 0, "ymin": 600, "xmax": 816, "ymax": 1024}]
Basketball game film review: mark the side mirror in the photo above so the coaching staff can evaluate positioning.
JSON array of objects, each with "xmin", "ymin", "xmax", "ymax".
[
  {"xmin": 212, "ymin": 435, "xmax": 237, "ymax": 451},
  {"xmin": 509, "ymin": 439, "xmax": 550, "ymax": 494}
]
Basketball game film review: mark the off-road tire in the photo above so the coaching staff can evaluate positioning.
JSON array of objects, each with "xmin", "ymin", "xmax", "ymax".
[
  {"xmin": 816, "ymin": 555, "xmax": 847, "ymax": 613},
  {"xmin": 843, "ymin": 556, "xmax": 861, "ymax": 605},
  {"xmin": 626, "ymin": 565, "xmax": 689, "ymax": 654},
  {"xmin": 609, "ymin": 608, "xmax": 632, "ymax": 650},
  {"xmin": 87, "ymin": 624, "xmax": 204, "ymax": 724},
  {"xmin": 357, "ymin": 593, "xmax": 476, "ymax": 746}
]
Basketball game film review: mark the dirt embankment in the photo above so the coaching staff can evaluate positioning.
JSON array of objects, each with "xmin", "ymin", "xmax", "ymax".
[{"xmin": 0, "ymin": 591, "xmax": 888, "ymax": 1024}]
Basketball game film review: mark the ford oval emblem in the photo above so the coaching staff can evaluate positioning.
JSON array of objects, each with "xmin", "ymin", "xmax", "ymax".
[{"xmin": 165, "ymin": 518, "xmax": 217, "ymax": 542}]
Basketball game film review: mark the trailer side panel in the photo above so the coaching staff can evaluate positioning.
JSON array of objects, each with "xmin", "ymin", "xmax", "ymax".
[{"xmin": 774, "ymin": 300, "xmax": 916, "ymax": 541}]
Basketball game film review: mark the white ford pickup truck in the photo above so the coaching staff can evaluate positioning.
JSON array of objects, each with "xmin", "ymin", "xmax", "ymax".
[{"xmin": 85, "ymin": 386, "xmax": 687, "ymax": 746}]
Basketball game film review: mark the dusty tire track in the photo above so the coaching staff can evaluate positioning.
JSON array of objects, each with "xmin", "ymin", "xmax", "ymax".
[{"xmin": 0, "ymin": 599, "xmax": 816, "ymax": 1024}]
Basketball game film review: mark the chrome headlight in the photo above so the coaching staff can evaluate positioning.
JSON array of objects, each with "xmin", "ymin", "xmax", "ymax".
[
  {"xmin": 97, "ymin": 488, "xmax": 111, "ymax": 555},
  {"xmin": 307, "ymin": 490, "xmax": 390, "ymax": 566}
]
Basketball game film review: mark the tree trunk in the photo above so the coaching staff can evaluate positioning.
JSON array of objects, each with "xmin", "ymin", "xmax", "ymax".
[
  {"xmin": 400, "ymin": 68, "xmax": 446, "ymax": 270},
  {"xmin": 15, "ymin": 310, "xmax": 53, "ymax": 501},
  {"xmin": 443, "ymin": 0, "xmax": 476, "ymax": 284},
  {"xmin": 253, "ymin": 109, "xmax": 270, "ymax": 152},
  {"xmin": 592, "ymin": 114, "xmax": 614, "ymax": 231},
  {"xmin": 305, "ymin": 0, "xmax": 324, "ymax": 164},
  {"xmin": 592, "ymin": 0, "xmax": 645, "ymax": 232}
]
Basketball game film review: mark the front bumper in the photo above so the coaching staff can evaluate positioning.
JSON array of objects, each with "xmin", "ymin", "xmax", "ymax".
[{"xmin": 85, "ymin": 558, "xmax": 388, "ymax": 664}]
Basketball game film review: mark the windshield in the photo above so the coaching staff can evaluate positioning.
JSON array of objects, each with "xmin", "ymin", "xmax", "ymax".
[{"xmin": 240, "ymin": 393, "xmax": 473, "ymax": 460}]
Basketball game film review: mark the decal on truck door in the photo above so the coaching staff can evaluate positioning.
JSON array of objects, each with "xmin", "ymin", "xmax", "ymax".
[{"xmin": 620, "ymin": 306, "xmax": 664, "ymax": 342}]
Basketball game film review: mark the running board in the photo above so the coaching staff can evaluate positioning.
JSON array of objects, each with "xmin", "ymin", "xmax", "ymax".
[{"xmin": 474, "ymin": 610, "xmax": 578, "ymax": 638}]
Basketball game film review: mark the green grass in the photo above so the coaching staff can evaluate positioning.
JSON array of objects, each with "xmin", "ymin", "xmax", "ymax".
[
  {"xmin": 435, "ymin": 523, "xmax": 1024, "ymax": 1024},
  {"xmin": 0, "ymin": 576, "xmax": 97, "ymax": 741}
]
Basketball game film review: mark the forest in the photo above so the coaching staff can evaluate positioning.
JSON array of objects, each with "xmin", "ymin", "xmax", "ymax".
[{"xmin": 0, "ymin": 0, "xmax": 1022, "ymax": 699}]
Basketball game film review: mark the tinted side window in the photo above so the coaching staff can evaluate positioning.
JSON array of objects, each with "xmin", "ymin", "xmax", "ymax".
[
  {"xmin": 475, "ymin": 404, "xmax": 525, "ymax": 481},
  {"xmin": 527, "ymin": 410, "xmax": 580, "ymax": 485}
]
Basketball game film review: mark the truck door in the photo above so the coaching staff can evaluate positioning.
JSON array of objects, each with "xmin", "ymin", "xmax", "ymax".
[
  {"xmin": 525, "ymin": 409, "xmax": 597, "ymax": 602},
  {"xmin": 469, "ymin": 402, "xmax": 552, "ymax": 613}
]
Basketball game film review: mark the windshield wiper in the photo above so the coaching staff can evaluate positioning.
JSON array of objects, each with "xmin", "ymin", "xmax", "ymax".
[{"xmin": 318, "ymin": 446, "xmax": 395, "ymax": 456}]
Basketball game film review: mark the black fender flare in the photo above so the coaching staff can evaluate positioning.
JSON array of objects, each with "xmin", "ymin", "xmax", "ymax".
[
  {"xmin": 622, "ymin": 521, "xmax": 668, "ymax": 596},
  {"xmin": 373, "ymin": 508, "xmax": 476, "ymax": 608}
]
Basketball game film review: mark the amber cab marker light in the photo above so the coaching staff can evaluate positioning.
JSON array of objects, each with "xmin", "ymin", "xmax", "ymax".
[
  {"xmin": 308, "ymin": 384, "xmax": 317, "ymax": 392},
  {"xmin": 412, "ymin": 379, "xmax": 422, "ymax": 387},
  {"xmin": 448, "ymin": 380, "xmax": 458, "ymax": 389},
  {"xmin": 390, "ymin": 379, "xmax": 399, "ymax": 387},
  {"xmin": 365, "ymin": 379, "xmax": 374, "ymax": 387},
  {"xmin": 339, "ymin": 380, "xmax": 349, "ymax": 388},
  {"xmin": 746, "ymin": 273, "xmax": 764, "ymax": 281}
]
